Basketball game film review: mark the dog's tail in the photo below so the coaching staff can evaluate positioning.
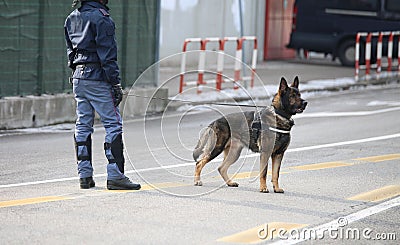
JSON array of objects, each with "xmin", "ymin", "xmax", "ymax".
[{"xmin": 193, "ymin": 127, "xmax": 216, "ymax": 162}]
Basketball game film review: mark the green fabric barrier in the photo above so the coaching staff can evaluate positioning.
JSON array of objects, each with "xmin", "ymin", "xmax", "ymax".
[{"xmin": 0, "ymin": 0, "xmax": 159, "ymax": 97}]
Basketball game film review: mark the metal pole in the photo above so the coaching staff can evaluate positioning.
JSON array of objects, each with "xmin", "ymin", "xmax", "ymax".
[
  {"xmin": 37, "ymin": 0, "xmax": 45, "ymax": 95},
  {"xmin": 17, "ymin": 17, "xmax": 21, "ymax": 95},
  {"xmin": 154, "ymin": 0, "xmax": 161, "ymax": 87},
  {"xmin": 238, "ymin": 0, "xmax": 246, "ymax": 85},
  {"xmin": 355, "ymin": 33, "xmax": 360, "ymax": 81},
  {"xmin": 121, "ymin": 0, "xmax": 128, "ymax": 88},
  {"xmin": 238, "ymin": 0, "xmax": 244, "ymax": 43}
]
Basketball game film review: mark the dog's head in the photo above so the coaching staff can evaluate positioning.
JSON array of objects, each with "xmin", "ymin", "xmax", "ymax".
[{"xmin": 272, "ymin": 76, "xmax": 307, "ymax": 116}]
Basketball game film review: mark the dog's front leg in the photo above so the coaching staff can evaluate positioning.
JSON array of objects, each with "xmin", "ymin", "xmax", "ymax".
[
  {"xmin": 271, "ymin": 153, "xmax": 284, "ymax": 193},
  {"xmin": 259, "ymin": 151, "xmax": 269, "ymax": 193}
]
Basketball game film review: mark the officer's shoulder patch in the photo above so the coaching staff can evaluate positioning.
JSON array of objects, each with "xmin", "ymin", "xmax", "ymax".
[{"xmin": 98, "ymin": 8, "xmax": 110, "ymax": 17}]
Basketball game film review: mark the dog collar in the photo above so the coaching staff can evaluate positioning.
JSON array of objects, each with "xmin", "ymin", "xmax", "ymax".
[
  {"xmin": 274, "ymin": 107, "xmax": 292, "ymax": 121},
  {"xmin": 268, "ymin": 127, "xmax": 291, "ymax": 134},
  {"xmin": 272, "ymin": 107, "xmax": 295, "ymax": 128}
]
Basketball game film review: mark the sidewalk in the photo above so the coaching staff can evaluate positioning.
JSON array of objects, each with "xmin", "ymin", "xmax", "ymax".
[
  {"xmin": 158, "ymin": 58, "xmax": 355, "ymax": 96},
  {"xmin": 157, "ymin": 57, "xmax": 399, "ymax": 110}
]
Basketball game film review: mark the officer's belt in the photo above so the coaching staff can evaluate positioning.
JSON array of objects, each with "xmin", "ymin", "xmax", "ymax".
[{"xmin": 75, "ymin": 63, "xmax": 102, "ymax": 69}]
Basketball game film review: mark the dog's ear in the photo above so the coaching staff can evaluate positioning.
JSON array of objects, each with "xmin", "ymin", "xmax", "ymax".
[
  {"xmin": 291, "ymin": 76, "xmax": 299, "ymax": 88},
  {"xmin": 279, "ymin": 77, "xmax": 288, "ymax": 94}
]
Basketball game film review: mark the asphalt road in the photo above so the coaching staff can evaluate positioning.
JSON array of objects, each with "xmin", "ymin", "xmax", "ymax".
[{"xmin": 1, "ymin": 84, "xmax": 399, "ymax": 244}]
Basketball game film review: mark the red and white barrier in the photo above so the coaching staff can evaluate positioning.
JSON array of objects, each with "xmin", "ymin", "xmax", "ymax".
[
  {"xmin": 240, "ymin": 36, "xmax": 258, "ymax": 88},
  {"xmin": 179, "ymin": 38, "xmax": 202, "ymax": 93},
  {"xmin": 355, "ymin": 31, "xmax": 400, "ymax": 81},
  {"xmin": 179, "ymin": 36, "xmax": 258, "ymax": 94}
]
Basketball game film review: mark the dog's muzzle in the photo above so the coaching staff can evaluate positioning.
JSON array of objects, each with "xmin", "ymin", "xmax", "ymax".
[
  {"xmin": 302, "ymin": 100, "xmax": 308, "ymax": 109},
  {"xmin": 296, "ymin": 100, "xmax": 308, "ymax": 113}
]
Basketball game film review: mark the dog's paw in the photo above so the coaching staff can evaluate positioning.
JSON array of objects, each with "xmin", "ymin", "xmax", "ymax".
[
  {"xmin": 194, "ymin": 181, "xmax": 203, "ymax": 186},
  {"xmin": 259, "ymin": 188, "xmax": 269, "ymax": 193},
  {"xmin": 273, "ymin": 188, "xmax": 284, "ymax": 193},
  {"xmin": 227, "ymin": 182, "xmax": 239, "ymax": 187}
]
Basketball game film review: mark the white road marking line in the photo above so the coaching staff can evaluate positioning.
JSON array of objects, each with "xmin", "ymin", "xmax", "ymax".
[
  {"xmin": 1, "ymin": 133, "xmax": 399, "ymax": 189},
  {"xmin": 294, "ymin": 106, "xmax": 400, "ymax": 118},
  {"xmin": 270, "ymin": 196, "xmax": 400, "ymax": 244},
  {"xmin": 0, "ymin": 177, "xmax": 80, "ymax": 188},
  {"xmin": 245, "ymin": 133, "xmax": 400, "ymax": 157}
]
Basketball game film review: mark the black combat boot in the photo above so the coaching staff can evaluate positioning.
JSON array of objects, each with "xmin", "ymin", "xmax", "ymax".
[
  {"xmin": 107, "ymin": 177, "xmax": 141, "ymax": 190},
  {"xmin": 80, "ymin": 177, "xmax": 96, "ymax": 189}
]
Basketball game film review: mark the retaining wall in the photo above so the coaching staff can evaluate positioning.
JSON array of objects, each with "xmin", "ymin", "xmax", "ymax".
[{"xmin": 0, "ymin": 87, "xmax": 168, "ymax": 130}]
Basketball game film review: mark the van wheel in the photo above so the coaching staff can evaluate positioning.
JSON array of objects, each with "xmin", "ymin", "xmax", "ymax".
[{"xmin": 338, "ymin": 40, "xmax": 357, "ymax": 67}]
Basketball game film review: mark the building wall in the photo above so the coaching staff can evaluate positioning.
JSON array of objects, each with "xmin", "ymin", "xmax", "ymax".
[
  {"xmin": 159, "ymin": 0, "xmax": 266, "ymax": 65},
  {"xmin": 264, "ymin": 0, "xmax": 295, "ymax": 59}
]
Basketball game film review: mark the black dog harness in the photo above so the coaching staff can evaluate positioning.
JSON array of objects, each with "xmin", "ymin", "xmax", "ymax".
[{"xmin": 251, "ymin": 107, "xmax": 292, "ymax": 141}]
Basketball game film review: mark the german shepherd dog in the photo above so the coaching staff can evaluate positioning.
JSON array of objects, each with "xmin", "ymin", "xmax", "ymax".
[{"xmin": 193, "ymin": 77, "xmax": 307, "ymax": 193}]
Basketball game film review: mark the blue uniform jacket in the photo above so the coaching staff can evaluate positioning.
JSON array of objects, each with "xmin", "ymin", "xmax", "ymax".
[{"xmin": 64, "ymin": 1, "xmax": 121, "ymax": 85}]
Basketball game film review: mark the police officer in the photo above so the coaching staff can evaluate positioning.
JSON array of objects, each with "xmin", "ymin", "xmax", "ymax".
[{"xmin": 65, "ymin": 0, "xmax": 141, "ymax": 190}]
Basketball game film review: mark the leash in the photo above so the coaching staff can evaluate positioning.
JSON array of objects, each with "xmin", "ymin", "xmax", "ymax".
[
  {"xmin": 127, "ymin": 93, "xmax": 291, "ymax": 134},
  {"xmin": 126, "ymin": 93, "xmax": 269, "ymax": 108},
  {"xmin": 127, "ymin": 93, "xmax": 292, "ymax": 133}
]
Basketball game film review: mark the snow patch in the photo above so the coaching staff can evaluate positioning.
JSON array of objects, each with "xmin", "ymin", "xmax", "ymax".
[
  {"xmin": 173, "ymin": 77, "xmax": 356, "ymax": 104},
  {"xmin": 367, "ymin": 100, "xmax": 400, "ymax": 107},
  {"xmin": 301, "ymin": 77, "xmax": 356, "ymax": 90}
]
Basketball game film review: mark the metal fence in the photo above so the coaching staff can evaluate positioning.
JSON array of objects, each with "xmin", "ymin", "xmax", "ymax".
[{"xmin": 0, "ymin": 0, "xmax": 159, "ymax": 97}]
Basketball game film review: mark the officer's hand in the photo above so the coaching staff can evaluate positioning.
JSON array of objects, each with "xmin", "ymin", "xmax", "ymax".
[
  {"xmin": 68, "ymin": 60, "xmax": 76, "ymax": 70},
  {"xmin": 112, "ymin": 84, "xmax": 124, "ymax": 107}
]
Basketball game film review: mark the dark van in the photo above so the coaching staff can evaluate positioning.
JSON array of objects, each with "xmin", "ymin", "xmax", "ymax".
[{"xmin": 287, "ymin": 0, "xmax": 400, "ymax": 66}]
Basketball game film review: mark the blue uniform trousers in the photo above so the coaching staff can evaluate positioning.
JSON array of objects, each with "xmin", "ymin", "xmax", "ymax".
[{"xmin": 73, "ymin": 79, "xmax": 125, "ymax": 180}]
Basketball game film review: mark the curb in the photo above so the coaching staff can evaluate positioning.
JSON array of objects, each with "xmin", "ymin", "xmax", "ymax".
[{"xmin": 166, "ymin": 77, "xmax": 400, "ymax": 111}]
